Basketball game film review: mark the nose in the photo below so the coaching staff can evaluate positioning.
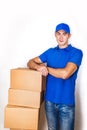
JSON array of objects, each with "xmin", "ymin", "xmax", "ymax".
[{"xmin": 59, "ymin": 35, "xmax": 63, "ymax": 40}]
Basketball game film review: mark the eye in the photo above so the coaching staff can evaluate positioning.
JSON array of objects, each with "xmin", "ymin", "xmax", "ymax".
[
  {"xmin": 56, "ymin": 32, "xmax": 60, "ymax": 35},
  {"xmin": 63, "ymin": 32, "xmax": 67, "ymax": 35}
]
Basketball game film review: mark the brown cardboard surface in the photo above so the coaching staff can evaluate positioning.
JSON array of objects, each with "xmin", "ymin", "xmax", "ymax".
[
  {"xmin": 10, "ymin": 129, "xmax": 29, "ymax": 130},
  {"xmin": 10, "ymin": 68, "xmax": 46, "ymax": 92},
  {"xmin": 10, "ymin": 128, "xmax": 35, "ymax": 130},
  {"xmin": 10, "ymin": 125, "xmax": 39, "ymax": 130},
  {"xmin": 4, "ymin": 105, "xmax": 39, "ymax": 129},
  {"xmin": 8, "ymin": 88, "xmax": 44, "ymax": 108}
]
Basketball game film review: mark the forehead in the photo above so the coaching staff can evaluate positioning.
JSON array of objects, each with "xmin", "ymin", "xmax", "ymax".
[{"xmin": 57, "ymin": 30, "xmax": 67, "ymax": 33}]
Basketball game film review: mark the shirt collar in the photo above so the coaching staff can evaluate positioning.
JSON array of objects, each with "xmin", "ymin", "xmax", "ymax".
[{"xmin": 57, "ymin": 44, "xmax": 72, "ymax": 51}]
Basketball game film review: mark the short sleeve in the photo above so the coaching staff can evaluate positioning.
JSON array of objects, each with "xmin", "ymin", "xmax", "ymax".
[
  {"xmin": 39, "ymin": 48, "xmax": 52, "ymax": 63},
  {"xmin": 69, "ymin": 49, "xmax": 83, "ymax": 67}
]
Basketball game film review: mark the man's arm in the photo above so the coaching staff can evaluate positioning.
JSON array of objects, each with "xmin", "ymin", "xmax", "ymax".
[
  {"xmin": 27, "ymin": 57, "xmax": 42, "ymax": 70},
  {"xmin": 27, "ymin": 57, "xmax": 48, "ymax": 76},
  {"xmin": 47, "ymin": 62, "xmax": 77, "ymax": 79}
]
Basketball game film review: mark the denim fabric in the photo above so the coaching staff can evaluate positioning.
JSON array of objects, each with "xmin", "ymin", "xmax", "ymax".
[{"xmin": 45, "ymin": 101, "xmax": 75, "ymax": 130}]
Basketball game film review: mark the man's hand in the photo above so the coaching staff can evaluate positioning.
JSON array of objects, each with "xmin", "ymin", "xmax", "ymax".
[
  {"xmin": 27, "ymin": 57, "xmax": 48, "ymax": 76},
  {"xmin": 37, "ymin": 64, "xmax": 48, "ymax": 76}
]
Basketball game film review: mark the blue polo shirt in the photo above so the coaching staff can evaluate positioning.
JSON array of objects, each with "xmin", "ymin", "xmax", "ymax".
[{"xmin": 39, "ymin": 44, "xmax": 83, "ymax": 105}]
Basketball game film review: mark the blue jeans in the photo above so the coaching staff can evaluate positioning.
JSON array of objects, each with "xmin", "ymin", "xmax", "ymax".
[{"xmin": 45, "ymin": 101, "xmax": 75, "ymax": 130}]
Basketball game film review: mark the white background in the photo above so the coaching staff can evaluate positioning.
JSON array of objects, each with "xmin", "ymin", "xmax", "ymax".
[{"xmin": 0, "ymin": 0, "xmax": 87, "ymax": 130}]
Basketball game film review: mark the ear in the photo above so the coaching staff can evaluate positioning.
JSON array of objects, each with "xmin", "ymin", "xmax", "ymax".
[
  {"xmin": 55, "ymin": 32, "xmax": 57, "ymax": 37},
  {"xmin": 68, "ymin": 33, "xmax": 71, "ymax": 38}
]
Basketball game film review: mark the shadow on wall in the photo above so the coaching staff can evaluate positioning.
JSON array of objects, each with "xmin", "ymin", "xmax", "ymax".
[
  {"xmin": 39, "ymin": 102, "xmax": 47, "ymax": 130},
  {"xmin": 75, "ymin": 82, "xmax": 82, "ymax": 130}
]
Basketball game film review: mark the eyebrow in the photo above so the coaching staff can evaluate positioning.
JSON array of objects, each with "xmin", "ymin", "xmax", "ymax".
[{"xmin": 56, "ymin": 31, "xmax": 67, "ymax": 34}]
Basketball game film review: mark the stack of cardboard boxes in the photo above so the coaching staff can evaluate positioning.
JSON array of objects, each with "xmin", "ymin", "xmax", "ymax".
[{"xmin": 4, "ymin": 68, "xmax": 46, "ymax": 130}]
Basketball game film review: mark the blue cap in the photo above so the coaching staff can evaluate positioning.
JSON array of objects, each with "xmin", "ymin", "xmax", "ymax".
[{"xmin": 55, "ymin": 23, "xmax": 70, "ymax": 33}]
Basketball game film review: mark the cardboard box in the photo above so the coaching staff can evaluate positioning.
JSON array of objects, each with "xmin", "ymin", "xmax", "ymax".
[
  {"xmin": 10, "ymin": 68, "xmax": 46, "ymax": 92},
  {"xmin": 4, "ymin": 105, "xmax": 39, "ymax": 130},
  {"xmin": 8, "ymin": 88, "xmax": 44, "ymax": 108},
  {"xmin": 10, "ymin": 129, "xmax": 29, "ymax": 130},
  {"xmin": 10, "ymin": 129, "xmax": 35, "ymax": 130}
]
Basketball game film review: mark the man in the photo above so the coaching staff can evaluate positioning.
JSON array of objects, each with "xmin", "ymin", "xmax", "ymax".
[{"xmin": 27, "ymin": 23, "xmax": 83, "ymax": 130}]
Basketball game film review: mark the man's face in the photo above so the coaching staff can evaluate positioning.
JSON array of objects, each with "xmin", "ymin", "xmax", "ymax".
[{"xmin": 55, "ymin": 30, "xmax": 71, "ymax": 48}]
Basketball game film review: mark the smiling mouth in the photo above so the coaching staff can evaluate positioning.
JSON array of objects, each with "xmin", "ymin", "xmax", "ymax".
[{"xmin": 59, "ymin": 40, "xmax": 64, "ymax": 42}]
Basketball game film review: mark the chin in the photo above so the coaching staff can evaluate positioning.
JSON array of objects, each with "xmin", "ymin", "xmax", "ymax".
[{"xmin": 58, "ymin": 42, "xmax": 65, "ymax": 46}]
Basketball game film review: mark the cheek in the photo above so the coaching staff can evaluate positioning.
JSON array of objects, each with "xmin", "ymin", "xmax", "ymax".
[
  {"xmin": 55, "ymin": 36, "xmax": 59, "ymax": 40},
  {"xmin": 64, "ymin": 36, "xmax": 68, "ymax": 41}
]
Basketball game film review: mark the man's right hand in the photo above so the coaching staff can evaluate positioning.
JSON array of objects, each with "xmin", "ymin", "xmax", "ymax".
[{"xmin": 37, "ymin": 64, "xmax": 48, "ymax": 76}]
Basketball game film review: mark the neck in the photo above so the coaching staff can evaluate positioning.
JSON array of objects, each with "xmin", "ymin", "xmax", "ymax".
[{"xmin": 59, "ymin": 44, "xmax": 68, "ymax": 49}]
